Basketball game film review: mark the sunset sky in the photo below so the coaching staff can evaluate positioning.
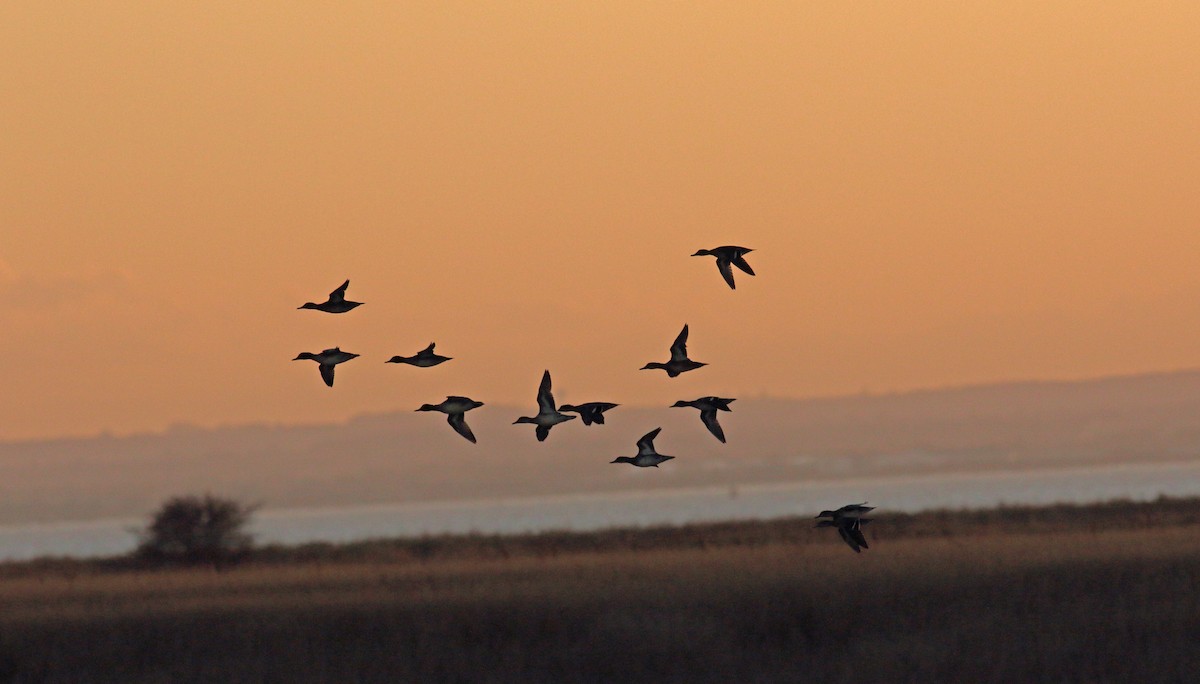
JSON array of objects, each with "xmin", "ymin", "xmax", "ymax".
[{"xmin": 2, "ymin": 2, "xmax": 1198, "ymax": 441}]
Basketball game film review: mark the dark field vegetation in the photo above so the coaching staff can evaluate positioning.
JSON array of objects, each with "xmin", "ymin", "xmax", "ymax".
[{"xmin": 2, "ymin": 498, "xmax": 1200, "ymax": 683}]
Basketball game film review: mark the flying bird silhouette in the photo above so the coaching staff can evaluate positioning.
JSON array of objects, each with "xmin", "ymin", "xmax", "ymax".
[
  {"xmin": 513, "ymin": 370, "xmax": 576, "ymax": 441},
  {"xmin": 671, "ymin": 396, "xmax": 735, "ymax": 443},
  {"xmin": 641, "ymin": 324, "xmax": 707, "ymax": 377},
  {"xmin": 816, "ymin": 503, "xmax": 876, "ymax": 553},
  {"xmin": 416, "ymin": 396, "xmax": 484, "ymax": 443},
  {"xmin": 292, "ymin": 347, "xmax": 359, "ymax": 387},
  {"xmin": 298, "ymin": 280, "xmax": 363, "ymax": 313},
  {"xmin": 386, "ymin": 342, "xmax": 452, "ymax": 367},
  {"xmin": 611, "ymin": 427, "xmax": 675, "ymax": 467},
  {"xmin": 692, "ymin": 246, "xmax": 755, "ymax": 289}
]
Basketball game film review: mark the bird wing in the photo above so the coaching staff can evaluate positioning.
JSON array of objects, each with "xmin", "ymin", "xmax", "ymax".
[
  {"xmin": 732, "ymin": 254, "xmax": 755, "ymax": 276},
  {"xmin": 536, "ymin": 370, "xmax": 556, "ymax": 412},
  {"xmin": 319, "ymin": 364, "xmax": 336, "ymax": 387},
  {"xmin": 837, "ymin": 525, "xmax": 862, "ymax": 553},
  {"xmin": 846, "ymin": 520, "xmax": 869, "ymax": 550},
  {"xmin": 422, "ymin": 342, "xmax": 436, "ymax": 354},
  {"xmin": 536, "ymin": 425, "xmax": 550, "ymax": 442},
  {"xmin": 717, "ymin": 259, "xmax": 737, "ymax": 289},
  {"xmin": 329, "ymin": 280, "xmax": 350, "ymax": 302},
  {"xmin": 669, "ymin": 325, "xmax": 690, "ymax": 361},
  {"xmin": 699, "ymin": 410, "xmax": 726, "ymax": 443},
  {"xmin": 448, "ymin": 413, "xmax": 476, "ymax": 443},
  {"xmin": 637, "ymin": 427, "xmax": 662, "ymax": 455}
]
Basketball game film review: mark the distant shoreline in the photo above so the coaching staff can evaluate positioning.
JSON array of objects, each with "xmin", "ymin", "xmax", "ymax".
[{"xmin": 5, "ymin": 494, "xmax": 1199, "ymax": 575}]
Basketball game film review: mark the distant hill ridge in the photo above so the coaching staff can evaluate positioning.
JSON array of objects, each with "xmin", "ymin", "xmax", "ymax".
[{"xmin": 2, "ymin": 369, "xmax": 1200, "ymax": 524}]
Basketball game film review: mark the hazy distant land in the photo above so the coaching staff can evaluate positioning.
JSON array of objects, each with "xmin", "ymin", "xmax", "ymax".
[{"xmin": 2, "ymin": 370, "xmax": 1199, "ymax": 525}]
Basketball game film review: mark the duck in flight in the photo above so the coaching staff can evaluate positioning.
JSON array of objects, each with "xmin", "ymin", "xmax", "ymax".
[
  {"xmin": 386, "ymin": 342, "xmax": 452, "ymax": 368},
  {"xmin": 611, "ymin": 427, "xmax": 675, "ymax": 467},
  {"xmin": 292, "ymin": 347, "xmax": 359, "ymax": 387},
  {"xmin": 640, "ymin": 324, "xmax": 707, "ymax": 377},
  {"xmin": 671, "ymin": 396, "xmax": 735, "ymax": 443},
  {"xmin": 513, "ymin": 370, "xmax": 576, "ymax": 441},
  {"xmin": 417, "ymin": 396, "xmax": 484, "ymax": 443},
  {"xmin": 298, "ymin": 280, "xmax": 363, "ymax": 313},
  {"xmin": 816, "ymin": 503, "xmax": 876, "ymax": 553},
  {"xmin": 558, "ymin": 402, "xmax": 619, "ymax": 426},
  {"xmin": 692, "ymin": 246, "xmax": 755, "ymax": 290}
]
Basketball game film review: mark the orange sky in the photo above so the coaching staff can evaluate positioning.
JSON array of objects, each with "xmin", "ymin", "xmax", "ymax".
[{"xmin": 2, "ymin": 2, "xmax": 1198, "ymax": 441}]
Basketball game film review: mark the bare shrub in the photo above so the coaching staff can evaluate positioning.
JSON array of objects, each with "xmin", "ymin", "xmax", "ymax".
[{"xmin": 134, "ymin": 494, "xmax": 258, "ymax": 568}]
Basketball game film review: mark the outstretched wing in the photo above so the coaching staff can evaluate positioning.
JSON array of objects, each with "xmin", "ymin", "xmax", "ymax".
[
  {"xmin": 329, "ymin": 280, "xmax": 350, "ymax": 302},
  {"xmin": 637, "ymin": 427, "xmax": 662, "ymax": 455},
  {"xmin": 536, "ymin": 370, "xmax": 556, "ymax": 412},
  {"xmin": 536, "ymin": 425, "xmax": 550, "ymax": 442},
  {"xmin": 846, "ymin": 520, "xmax": 869, "ymax": 550},
  {"xmin": 732, "ymin": 254, "xmax": 755, "ymax": 276},
  {"xmin": 717, "ymin": 259, "xmax": 737, "ymax": 289},
  {"xmin": 319, "ymin": 364, "xmax": 336, "ymax": 387},
  {"xmin": 421, "ymin": 342, "xmax": 436, "ymax": 354},
  {"xmin": 837, "ymin": 524, "xmax": 863, "ymax": 553},
  {"xmin": 447, "ymin": 413, "xmax": 477, "ymax": 443},
  {"xmin": 699, "ymin": 410, "xmax": 726, "ymax": 443},
  {"xmin": 669, "ymin": 325, "xmax": 690, "ymax": 361}
]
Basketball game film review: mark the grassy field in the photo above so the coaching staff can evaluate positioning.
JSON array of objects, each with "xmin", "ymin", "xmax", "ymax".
[{"xmin": 2, "ymin": 498, "xmax": 1200, "ymax": 683}]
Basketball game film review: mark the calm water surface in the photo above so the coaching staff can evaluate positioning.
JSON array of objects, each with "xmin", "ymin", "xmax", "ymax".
[{"xmin": 3, "ymin": 461, "xmax": 1200, "ymax": 561}]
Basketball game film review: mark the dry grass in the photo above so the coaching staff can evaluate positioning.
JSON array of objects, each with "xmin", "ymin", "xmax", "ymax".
[{"xmin": 2, "ymin": 499, "xmax": 1200, "ymax": 683}]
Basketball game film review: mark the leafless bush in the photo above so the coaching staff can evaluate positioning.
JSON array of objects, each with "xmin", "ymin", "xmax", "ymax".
[{"xmin": 134, "ymin": 494, "xmax": 258, "ymax": 568}]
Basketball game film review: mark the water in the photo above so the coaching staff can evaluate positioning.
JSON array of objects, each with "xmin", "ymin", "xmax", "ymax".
[{"xmin": 3, "ymin": 460, "xmax": 1200, "ymax": 562}]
